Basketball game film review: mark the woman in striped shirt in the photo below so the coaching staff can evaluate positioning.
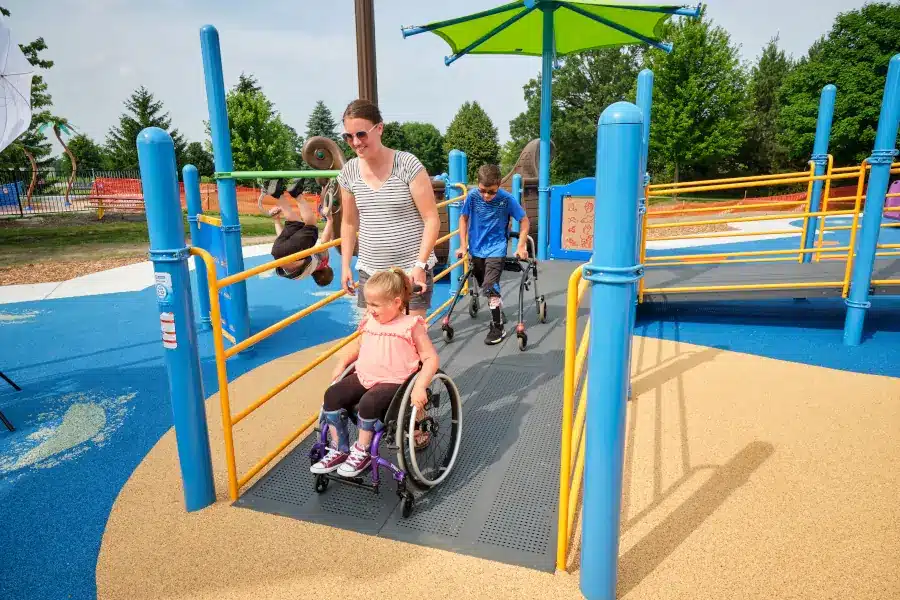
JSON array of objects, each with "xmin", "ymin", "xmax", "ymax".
[{"xmin": 337, "ymin": 99, "xmax": 440, "ymax": 317}]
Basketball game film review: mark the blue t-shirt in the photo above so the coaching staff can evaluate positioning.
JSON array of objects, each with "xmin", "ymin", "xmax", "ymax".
[{"xmin": 460, "ymin": 188, "xmax": 526, "ymax": 258}]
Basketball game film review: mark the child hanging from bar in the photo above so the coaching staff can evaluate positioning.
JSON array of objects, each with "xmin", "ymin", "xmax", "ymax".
[
  {"xmin": 265, "ymin": 178, "xmax": 335, "ymax": 286},
  {"xmin": 456, "ymin": 164, "xmax": 530, "ymax": 345},
  {"xmin": 311, "ymin": 268, "xmax": 439, "ymax": 477}
]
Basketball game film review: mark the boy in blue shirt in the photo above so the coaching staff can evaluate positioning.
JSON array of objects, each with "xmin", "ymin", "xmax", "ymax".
[{"xmin": 456, "ymin": 164, "xmax": 530, "ymax": 345}]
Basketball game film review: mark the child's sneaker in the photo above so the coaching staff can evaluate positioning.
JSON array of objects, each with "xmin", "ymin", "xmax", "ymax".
[
  {"xmin": 310, "ymin": 447, "xmax": 348, "ymax": 474},
  {"xmin": 266, "ymin": 178, "xmax": 285, "ymax": 199},
  {"xmin": 484, "ymin": 322, "xmax": 505, "ymax": 345},
  {"xmin": 337, "ymin": 442, "xmax": 371, "ymax": 477}
]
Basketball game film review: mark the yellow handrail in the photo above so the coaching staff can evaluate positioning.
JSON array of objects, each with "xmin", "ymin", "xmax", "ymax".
[
  {"xmin": 649, "ymin": 199, "xmax": 806, "ymax": 217},
  {"xmin": 557, "ymin": 265, "xmax": 589, "ymax": 571},
  {"xmin": 797, "ymin": 162, "xmax": 817, "ymax": 263},
  {"xmin": 841, "ymin": 162, "xmax": 867, "ymax": 297}
]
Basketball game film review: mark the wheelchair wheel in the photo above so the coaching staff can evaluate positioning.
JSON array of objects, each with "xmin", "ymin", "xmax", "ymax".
[
  {"xmin": 396, "ymin": 370, "xmax": 462, "ymax": 488},
  {"xmin": 469, "ymin": 296, "xmax": 479, "ymax": 318},
  {"xmin": 442, "ymin": 325, "xmax": 454, "ymax": 343},
  {"xmin": 537, "ymin": 296, "xmax": 547, "ymax": 324}
]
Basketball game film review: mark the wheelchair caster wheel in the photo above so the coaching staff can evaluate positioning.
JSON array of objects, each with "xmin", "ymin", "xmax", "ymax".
[
  {"xmin": 315, "ymin": 474, "xmax": 329, "ymax": 494},
  {"xmin": 401, "ymin": 493, "xmax": 415, "ymax": 518},
  {"xmin": 442, "ymin": 325, "xmax": 454, "ymax": 343},
  {"xmin": 469, "ymin": 297, "xmax": 479, "ymax": 318},
  {"xmin": 538, "ymin": 296, "xmax": 547, "ymax": 323},
  {"xmin": 517, "ymin": 333, "xmax": 527, "ymax": 351}
]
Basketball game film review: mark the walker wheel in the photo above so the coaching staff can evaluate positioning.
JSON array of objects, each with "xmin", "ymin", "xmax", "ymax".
[
  {"xmin": 442, "ymin": 325, "xmax": 454, "ymax": 343},
  {"xmin": 538, "ymin": 296, "xmax": 547, "ymax": 323},
  {"xmin": 517, "ymin": 333, "xmax": 527, "ymax": 351},
  {"xmin": 315, "ymin": 474, "xmax": 329, "ymax": 494},
  {"xmin": 469, "ymin": 296, "xmax": 479, "ymax": 318},
  {"xmin": 401, "ymin": 493, "xmax": 415, "ymax": 518}
]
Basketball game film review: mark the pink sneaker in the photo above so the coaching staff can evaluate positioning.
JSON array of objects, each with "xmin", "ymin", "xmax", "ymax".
[
  {"xmin": 337, "ymin": 443, "xmax": 371, "ymax": 477},
  {"xmin": 310, "ymin": 447, "xmax": 348, "ymax": 474}
]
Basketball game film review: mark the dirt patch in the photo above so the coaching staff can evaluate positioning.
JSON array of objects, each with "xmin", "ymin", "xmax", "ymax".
[{"xmin": 0, "ymin": 256, "xmax": 147, "ymax": 285}]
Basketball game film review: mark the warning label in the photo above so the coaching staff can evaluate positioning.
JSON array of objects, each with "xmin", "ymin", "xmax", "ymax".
[{"xmin": 160, "ymin": 312, "xmax": 177, "ymax": 349}]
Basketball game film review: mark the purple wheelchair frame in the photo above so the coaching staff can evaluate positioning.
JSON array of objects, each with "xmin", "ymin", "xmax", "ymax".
[{"xmin": 308, "ymin": 364, "xmax": 418, "ymax": 515}]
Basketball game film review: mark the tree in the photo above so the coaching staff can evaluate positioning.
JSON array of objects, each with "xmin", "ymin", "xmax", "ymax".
[
  {"xmin": 740, "ymin": 36, "xmax": 794, "ymax": 174},
  {"xmin": 509, "ymin": 47, "xmax": 641, "ymax": 182},
  {"xmin": 0, "ymin": 9, "xmax": 60, "ymax": 170},
  {"xmin": 643, "ymin": 10, "xmax": 747, "ymax": 182},
  {"xmin": 59, "ymin": 134, "xmax": 108, "ymax": 174},
  {"xmin": 305, "ymin": 100, "xmax": 339, "ymax": 140},
  {"xmin": 106, "ymin": 86, "xmax": 187, "ymax": 171},
  {"xmin": 183, "ymin": 141, "xmax": 214, "ymax": 177},
  {"xmin": 381, "ymin": 121, "xmax": 408, "ymax": 152},
  {"xmin": 778, "ymin": 3, "xmax": 900, "ymax": 167},
  {"xmin": 402, "ymin": 122, "xmax": 445, "ymax": 175},
  {"xmin": 205, "ymin": 77, "xmax": 295, "ymax": 173},
  {"xmin": 444, "ymin": 101, "xmax": 500, "ymax": 181}
]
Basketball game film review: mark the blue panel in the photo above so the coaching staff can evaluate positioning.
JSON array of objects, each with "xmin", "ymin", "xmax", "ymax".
[{"xmin": 549, "ymin": 177, "xmax": 595, "ymax": 261}]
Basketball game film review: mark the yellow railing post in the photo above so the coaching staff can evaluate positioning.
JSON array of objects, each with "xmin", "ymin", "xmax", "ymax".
[
  {"xmin": 815, "ymin": 155, "xmax": 837, "ymax": 262},
  {"xmin": 842, "ymin": 160, "xmax": 868, "ymax": 297},
  {"xmin": 798, "ymin": 161, "xmax": 816, "ymax": 263}
]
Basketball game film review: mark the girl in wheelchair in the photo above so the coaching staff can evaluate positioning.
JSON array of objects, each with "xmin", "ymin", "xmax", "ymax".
[{"xmin": 311, "ymin": 267, "xmax": 439, "ymax": 478}]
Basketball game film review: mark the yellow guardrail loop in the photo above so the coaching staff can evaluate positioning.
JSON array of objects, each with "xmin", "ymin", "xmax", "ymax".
[{"xmin": 189, "ymin": 185, "xmax": 469, "ymax": 501}]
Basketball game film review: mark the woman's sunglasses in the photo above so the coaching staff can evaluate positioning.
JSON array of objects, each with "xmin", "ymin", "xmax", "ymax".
[{"xmin": 341, "ymin": 123, "xmax": 379, "ymax": 144}]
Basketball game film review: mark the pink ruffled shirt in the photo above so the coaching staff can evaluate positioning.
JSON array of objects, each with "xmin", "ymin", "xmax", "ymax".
[{"xmin": 355, "ymin": 314, "xmax": 425, "ymax": 389}]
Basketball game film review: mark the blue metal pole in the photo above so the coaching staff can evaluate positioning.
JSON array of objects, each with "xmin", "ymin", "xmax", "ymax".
[
  {"xmin": 511, "ymin": 173, "xmax": 523, "ymax": 236},
  {"xmin": 138, "ymin": 128, "xmax": 216, "ymax": 512},
  {"xmin": 200, "ymin": 25, "xmax": 250, "ymax": 345},
  {"xmin": 536, "ymin": 6, "xmax": 554, "ymax": 261},
  {"xmin": 183, "ymin": 165, "xmax": 211, "ymax": 331},
  {"xmin": 448, "ymin": 150, "xmax": 467, "ymax": 295},
  {"xmin": 843, "ymin": 54, "xmax": 900, "ymax": 346},
  {"xmin": 580, "ymin": 102, "xmax": 643, "ymax": 599},
  {"xmin": 802, "ymin": 84, "xmax": 837, "ymax": 263}
]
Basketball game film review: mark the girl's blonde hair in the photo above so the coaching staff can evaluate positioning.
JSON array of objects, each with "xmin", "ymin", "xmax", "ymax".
[{"xmin": 365, "ymin": 267, "xmax": 412, "ymax": 309}]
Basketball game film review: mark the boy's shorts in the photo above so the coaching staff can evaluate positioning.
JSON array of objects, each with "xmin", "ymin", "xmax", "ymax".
[
  {"xmin": 272, "ymin": 221, "xmax": 318, "ymax": 260},
  {"xmin": 357, "ymin": 268, "xmax": 434, "ymax": 312},
  {"xmin": 472, "ymin": 256, "xmax": 504, "ymax": 297}
]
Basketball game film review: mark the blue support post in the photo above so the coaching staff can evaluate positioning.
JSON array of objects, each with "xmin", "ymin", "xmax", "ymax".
[
  {"xmin": 580, "ymin": 102, "xmax": 644, "ymax": 599},
  {"xmin": 448, "ymin": 150, "xmax": 467, "ymax": 295},
  {"xmin": 843, "ymin": 54, "xmax": 900, "ymax": 345},
  {"xmin": 802, "ymin": 84, "xmax": 837, "ymax": 263},
  {"xmin": 138, "ymin": 128, "xmax": 216, "ymax": 512},
  {"xmin": 184, "ymin": 165, "xmax": 211, "ymax": 331},
  {"xmin": 536, "ymin": 6, "xmax": 554, "ymax": 261},
  {"xmin": 511, "ymin": 173, "xmax": 523, "ymax": 236},
  {"xmin": 200, "ymin": 25, "xmax": 250, "ymax": 345}
]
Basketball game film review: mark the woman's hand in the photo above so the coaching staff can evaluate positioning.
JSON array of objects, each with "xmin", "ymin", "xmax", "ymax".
[
  {"xmin": 341, "ymin": 268, "xmax": 356, "ymax": 295},
  {"xmin": 411, "ymin": 386, "xmax": 428, "ymax": 410},
  {"xmin": 410, "ymin": 266, "xmax": 427, "ymax": 294}
]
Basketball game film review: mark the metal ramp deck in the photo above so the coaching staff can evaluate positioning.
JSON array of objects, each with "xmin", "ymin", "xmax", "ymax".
[
  {"xmin": 234, "ymin": 260, "xmax": 581, "ymax": 572},
  {"xmin": 641, "ymin": 258, "xmax": 900, "ymax": 304}
]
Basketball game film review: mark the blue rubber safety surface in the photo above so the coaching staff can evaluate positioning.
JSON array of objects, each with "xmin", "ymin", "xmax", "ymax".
[{"xmin": 1, "ymin": 232, "xmax": 899, "ymax": 599}]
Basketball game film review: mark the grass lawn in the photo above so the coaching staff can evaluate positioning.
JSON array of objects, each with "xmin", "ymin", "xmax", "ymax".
[{"xmin": 0, "ymin": 211, "xmax": 279, "ymax": 268}]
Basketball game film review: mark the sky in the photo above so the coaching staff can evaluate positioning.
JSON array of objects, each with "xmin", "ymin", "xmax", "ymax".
[{"xmin": 4, "ymin": 0, "xmax": 873, "ymax": 155}]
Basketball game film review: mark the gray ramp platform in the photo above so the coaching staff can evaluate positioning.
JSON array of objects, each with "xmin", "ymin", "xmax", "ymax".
[
  {"xmin": 642, "ymin": 257, "xmax": 900, "ymax": 304},
  {"xmin": 235, "ymin": 260, "xmax": 583, "ymax": 572}
]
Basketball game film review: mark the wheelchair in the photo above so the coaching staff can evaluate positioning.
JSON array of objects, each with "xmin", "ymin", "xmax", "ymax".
[
  {"xmin": 308, "ymin": 362, "xmax": 463, "ymax": 518},
  {"xmin": 440, "ymin": 232, "xmax": 547, "ymax": 351}
]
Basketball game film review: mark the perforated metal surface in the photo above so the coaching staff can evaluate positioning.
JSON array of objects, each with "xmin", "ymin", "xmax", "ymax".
[{"xmin": 234, "ymin": 260, "xmax": 579, "ymax": 572}]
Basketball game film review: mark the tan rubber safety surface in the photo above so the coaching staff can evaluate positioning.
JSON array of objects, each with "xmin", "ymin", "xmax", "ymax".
[{"xmin": 97, "ymin": 336, "xmax": 900, "ymax": 600}]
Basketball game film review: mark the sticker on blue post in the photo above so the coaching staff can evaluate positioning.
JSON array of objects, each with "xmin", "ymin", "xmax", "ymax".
[
  {"xmin": 160, "ymin": 312, "xmax": 177, "ymax": 349},
  {"xmin": 155, "ymin": 272, "xmax": 173, "ymax": 304}
]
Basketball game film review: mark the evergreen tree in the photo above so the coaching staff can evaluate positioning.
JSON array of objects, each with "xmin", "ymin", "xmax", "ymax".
[
  {"xmin": 305, "ymin": 100, "xmax": 339, "ymax": 140},
  {"xmin": 444, "ymin": 101, "xmax": 500, "ymax": 181},
  {"xmin": 106, "ymin": 86, "xmax": 187, "ymax": 171},
  {"xmin": 741, "ymin": 36, "xmax": 793, "ymax": 174}
]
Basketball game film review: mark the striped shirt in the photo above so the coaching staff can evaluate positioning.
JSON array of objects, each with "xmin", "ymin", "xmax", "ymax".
[{"xmin": 337, "ymin": 150, "xmax": 437, "ymax": 274}]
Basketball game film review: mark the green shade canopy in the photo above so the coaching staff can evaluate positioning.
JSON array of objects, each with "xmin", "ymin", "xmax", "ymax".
[{"xmin": 402, "ymin": 1, "xmax": 699, "ymax": 64}]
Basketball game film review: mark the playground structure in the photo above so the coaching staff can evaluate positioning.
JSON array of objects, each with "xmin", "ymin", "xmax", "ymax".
[{"xmin": 139, "ymin": 13, "xmax": 900, "ymax": 600}]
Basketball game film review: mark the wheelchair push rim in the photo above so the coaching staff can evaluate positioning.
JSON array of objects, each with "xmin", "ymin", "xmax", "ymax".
[{"xmin": 396, "ymin": 371, "xmax": 462, "ymax": 487}]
